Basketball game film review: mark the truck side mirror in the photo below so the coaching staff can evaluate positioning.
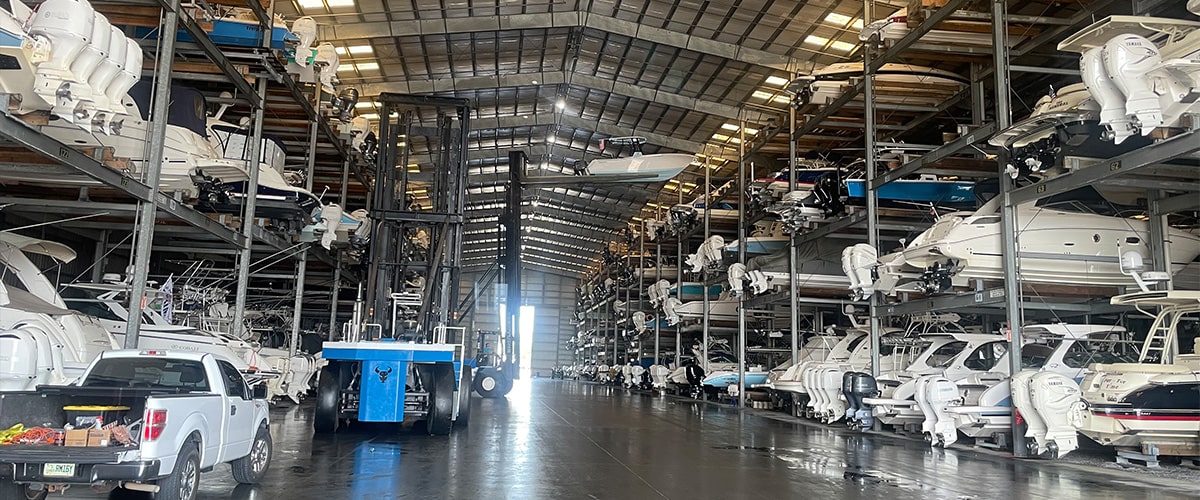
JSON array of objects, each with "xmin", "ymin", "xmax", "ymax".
[{"xmin": 252, "ymin": 383, "xmax": 269, "ymax": 400}]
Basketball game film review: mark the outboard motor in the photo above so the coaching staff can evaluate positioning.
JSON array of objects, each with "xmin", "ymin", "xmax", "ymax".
[
  {"xmin": 290, "ymin": 17, "xmax": 318, "ymax": 66},
  {"xmin": 842, "ymin": 244, "xmax": 878, "ymax": 301},
  {"xmin": 1011, "ymin": 371, "xmax": 1046, "ymax": 456},
  {"xmin": 844, "ymin": 372, "xmax": 879, "ymax": 431},
  {"xmin": 685, "ymin": 363, "xmax": 705, "ymax": 399},
  {"xmin": 917, "ymin": 376, "xmax": 961, "ymax": 447},
  {"xmin": 1029, "ymin": 372, "xmax": 1085, "ymax": 458},
  {"xmin": 331, "ymin": 88, "xmax": 359, "ymax": 122}
]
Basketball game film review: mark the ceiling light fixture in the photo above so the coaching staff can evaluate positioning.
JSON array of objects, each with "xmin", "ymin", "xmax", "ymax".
[
  {"xmin": 325, "ymin": 0, "xmax": 354, "ymax": 7},
  {"xmin": 355, "ymin": 62, "xmax": 380, "ymax": 71},
  {"xmin": 555, "ymin": 99, "xmax": 566, "ymax": 110},
  {"xmin": 825, "ymin": 13, "xmax": 853, "ymax": 26},
  {"xmin": 348, "ymin": 45, "xmax": 373, "ymax": 55},
  {"xmin": 297, "ymin": 0, "xmax": 324, "ymax": 8},
  {"xmin": 764, "ymin": 76, "xmax": 789, "ymax": 87},
  {"xmin": 335, "ymin": 63, "xmax": 355, "ymax": 73}
]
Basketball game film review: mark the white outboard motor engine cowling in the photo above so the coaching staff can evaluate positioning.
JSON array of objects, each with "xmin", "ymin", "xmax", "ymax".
[
  {"xmin": 1029, "ymin": 371, "xmax": 1085, "ymax": 458},
  {"xmin": 1010, "ymin": 371, "xmax": 1045, "ymax": 456},
  {"xmin": 917, "ymin": 375, "xmax": 962, "ymax": 447}
]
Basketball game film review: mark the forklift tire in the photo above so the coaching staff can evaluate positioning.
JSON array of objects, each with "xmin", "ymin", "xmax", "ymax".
[
  {"xmin": 473, "ymin": 367, "xmax": 509, "ymax": 398},
  {"xmin": 426, "ymin": 363, "xmax": 455, "ymax": 435},
  {"xmin": 314, "ymin": 365, "xmax": 343, "ymax": 433},
  {"xmin": 454, "ymin": 369, "xmax": 473, "ymax": 429}
]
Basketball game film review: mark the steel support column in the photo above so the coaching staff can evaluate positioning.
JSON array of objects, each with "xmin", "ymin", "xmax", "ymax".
[
  {"xmin": 788, "ymin": 88, "xmax": 800, "ymax": 366},
  {"xmin": 863, "ymin": 38, "xmax": 882, "ymax": 382},
  {"xmin": 290, "ymin": 84, "xmax": 321, "ymax": 357},
  {"xmin": 123, "ymin": 1, "xmax": 178, "ymax": 348},
  {"xmin": 993, "ymin": 0, "xmax": 1027, "ymax": 456},
  {"xmin": 736, "ymin": 122, "xmax": 747, "ymax": 408}
]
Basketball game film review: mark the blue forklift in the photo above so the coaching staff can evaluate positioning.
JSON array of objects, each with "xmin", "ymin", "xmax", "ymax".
[{"xmin": 314, "ymin": 94, "xmax": 475, "ymax": 435}]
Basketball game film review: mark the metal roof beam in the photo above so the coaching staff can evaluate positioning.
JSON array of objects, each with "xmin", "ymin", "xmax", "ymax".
[
  {"xmin": 321, "ymin": 12, "xmax": 799, "ymax": 71},
  {"xmin": 363, "ymin": 72, "xmax": 742, "ymax": 122}
]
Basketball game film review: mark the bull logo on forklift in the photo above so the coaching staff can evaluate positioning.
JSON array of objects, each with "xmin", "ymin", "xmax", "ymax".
[{"xmin": 374, "ymin": 366, "xmax": 393, "ymax": 383}]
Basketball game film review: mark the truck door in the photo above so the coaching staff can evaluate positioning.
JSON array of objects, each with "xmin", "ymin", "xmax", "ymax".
[{"xmin": 216, "ymin": 360, "xmax": 256, "ymax": 462}]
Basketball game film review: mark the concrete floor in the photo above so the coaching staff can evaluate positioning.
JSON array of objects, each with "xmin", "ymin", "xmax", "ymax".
[{"xmin": 94, "ymin": 380, "xmax": 1198, "ymax": 499}]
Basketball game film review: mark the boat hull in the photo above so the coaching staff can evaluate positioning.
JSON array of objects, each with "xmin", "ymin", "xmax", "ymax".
[{"xmin": 585, "ymin": 153, "xmax": 693, "ymax": 182}]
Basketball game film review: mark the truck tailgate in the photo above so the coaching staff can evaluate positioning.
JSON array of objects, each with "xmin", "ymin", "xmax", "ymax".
[{"xmin": 0, "ymin": 445, "xmax": 137, "ymax": 464}]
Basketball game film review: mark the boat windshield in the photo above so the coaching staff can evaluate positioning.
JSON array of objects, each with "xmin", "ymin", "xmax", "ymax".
[
  {"xmin": 1061, "ymin": 338, "xmax": 1143, "ymax": 368},
  {"xmin": 1034, "ymin": 186, "xmax": 1142, "ymax": 217},
  {"xmin": 929, "ymin": 341, "xmax": 968, "ymax": 368},
  {"xmin": 961, "ymin": 342, "xmax": 1008, "ymax": 371},
  {"xmin": 1020, "ymin": 343, "xmax": 1057, "ymax": 369}
]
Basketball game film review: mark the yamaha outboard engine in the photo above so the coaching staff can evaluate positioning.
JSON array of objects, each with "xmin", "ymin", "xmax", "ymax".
[{"xmin": 844, "ymin": 372, "xmax": 879, "ymax": 431}]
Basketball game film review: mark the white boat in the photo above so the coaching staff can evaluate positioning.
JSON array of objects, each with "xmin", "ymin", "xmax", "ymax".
[
  {"xmin": 667, "ymin": 341, "xmax": 738, "ymax": 386},
  {"xmin": 0, "ymin": 234, "xmax": 118, "ymax": 391},
  {"xmin": 803, "ymin": 316, "xmax": 957, "ymax": 424},
  {"xmin": 769, "ymin": 333, "xmax": 850, "ymax": 395},
  {"xmin": 666, "ymin": 296, "xmax": 740, "ymax": 323},
  {"xmin": 843, "ymin": 192, "xmax": 1200, "ymax": 300},
  {"xmin": 580, "ymin": 136, "xmax": 693, "ymax": 182},
  {"xmin": 728, "ymin": 238, "xmax": 850, "ymax": 296},
  {"xmin": 952, "ymin": 324, "xmax": 1138, "ymax": 455},
  {"xmin": 860, "ymin": 8, "xmax": 1026, "ymax": 47},
  {"xmin": 59, "ymin": 280, "xmax": 322, "ymax": 403},
  {"xmin": 1057, "ymin": 11, "xmax": 1200, "ymax": 145},
  {"xmin": 797, "ymin": 62, "xmax": 969, "ymax": 108},
  {"xmin": 1075, "ymin": 291, "xmax": 1200, "ymax": 458}
]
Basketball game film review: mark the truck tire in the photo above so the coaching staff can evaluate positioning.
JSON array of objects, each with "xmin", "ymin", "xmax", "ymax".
[
  {"xmin": 473, "ymin": 367, "xmax": 509, "ymax": 398},
  {"xmin": 230, "ymin": 426, "xmax": 272, "ymax": 484},
  {"xmin": 426, "ymin": 363, "xmax": 454, "ymax": 435},
  {"xmin": 155, "ymin": 444, "xmax": 200, "ymax": 500},
  {"xmin": 314, "ymin": 365, "xmax": 343, "ymax": 433},
  {"xmin": 454, "ymin": 369, "xmax": 472, "ymax": 429},
  {"xmin": 0, "ymin": 482, "xmax": 47, "ymax": 500}
]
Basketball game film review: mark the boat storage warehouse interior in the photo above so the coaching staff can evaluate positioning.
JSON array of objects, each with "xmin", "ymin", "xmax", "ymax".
[{"xmin": 0, "ymin": 0, "xmax": 1199, "ymax": 498}]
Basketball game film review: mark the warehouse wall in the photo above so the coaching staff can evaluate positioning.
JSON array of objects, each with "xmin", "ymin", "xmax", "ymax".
[{"xmin": 460, "ymin": 267, "xmax": 577, "ymax": 377}]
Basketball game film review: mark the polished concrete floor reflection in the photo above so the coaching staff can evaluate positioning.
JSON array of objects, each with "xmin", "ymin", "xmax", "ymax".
[{"xmin": 98, "ymin": 380, "xmax": 1197, "ymax": 499}]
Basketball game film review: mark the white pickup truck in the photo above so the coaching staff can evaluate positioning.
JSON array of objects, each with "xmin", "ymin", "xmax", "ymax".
[{"xmin": 0, "ymin": 350, "xmax": 273, "ymax": 500}]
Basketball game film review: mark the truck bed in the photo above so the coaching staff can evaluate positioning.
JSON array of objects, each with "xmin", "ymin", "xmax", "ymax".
[{"xmin": 0, "ymin": 386, "xmax": 191, "ymax": 429}]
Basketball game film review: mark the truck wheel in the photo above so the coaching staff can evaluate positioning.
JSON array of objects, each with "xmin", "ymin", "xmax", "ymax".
[
  {"xmin": 454, "ymin": 369, "xmax": 473, "ymax": 429},
  {"xmin": 155, "ymin": 444, "xmax": 200, "ymax": 500},
  {"xmin": 473, "ymin": 367, "xmax": 509, "ymax": 398},
  {"xmin": 0, "ymin": 482, "xmax": 47, "ymax": 500},
  {"xmin": 314, "ymin": 365, "xmax": 343, "ymax": 433},
  {"xmin": 230, "ymin": 427, "xmax": 272, "ymax": 484},
  {"xmin": 426, "ymin": 363, "xmax": 454, "ymax": 435}
]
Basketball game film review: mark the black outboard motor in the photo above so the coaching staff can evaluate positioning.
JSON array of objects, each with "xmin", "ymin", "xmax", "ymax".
[
  {"xmin": 640, "ymin": 368, "xmax": 653, "ymax": 391},
  {"xmin": 685, "ymin": 362, "xmax": 706, "ymax": 399},
  {"xmin": 845, "ymin": 372, "xmax": 879, "ymax": 431}
]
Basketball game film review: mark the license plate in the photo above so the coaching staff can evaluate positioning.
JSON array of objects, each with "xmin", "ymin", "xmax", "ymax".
[{"xmin": 42, "ymin": 463, "xmax": 76, "ymax": 477}]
